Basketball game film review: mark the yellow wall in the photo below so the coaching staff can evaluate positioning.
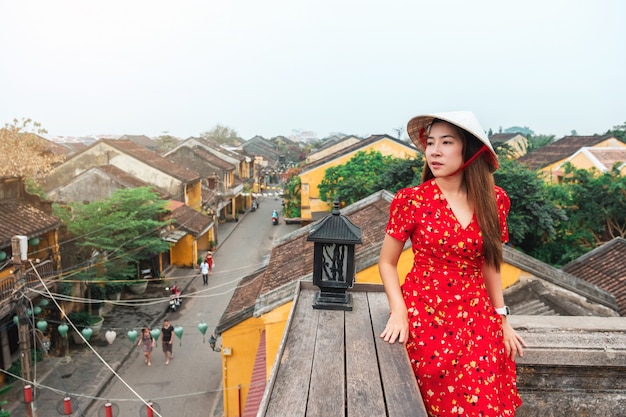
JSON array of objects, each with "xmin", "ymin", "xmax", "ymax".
[
  {"xmin": 169, "ymin": 234, "xmax": 196, "ymax": 267},
  {"xmin": 539, "ymin": 138, "xmax": 626, "ymax": 183},
  {"xmin": 299, "ymin": 139, "xmax": 417, "ymax": 220},
  {"xmin": 185, "ymin": 181, "xmax": 203, "ymax": 211},
  {"xmin": 221, "ymin": 303, "xmax": 291, "ymax": 417}
]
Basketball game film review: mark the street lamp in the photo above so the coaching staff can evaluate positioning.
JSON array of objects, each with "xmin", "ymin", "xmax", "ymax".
[{"xmin": 307, "ymin": 200, "xmax": 362, "ymax": 311}]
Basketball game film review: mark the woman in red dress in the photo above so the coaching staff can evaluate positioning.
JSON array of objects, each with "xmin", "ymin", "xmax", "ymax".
[{"xmin": 379, "ymin": 111, "xmax": 526, "ymax": 417}]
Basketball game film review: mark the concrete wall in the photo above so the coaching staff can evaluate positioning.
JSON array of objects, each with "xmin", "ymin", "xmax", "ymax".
[{"xmin": 510, "ymin": 316, "xmax": 626, "ymax": 417}]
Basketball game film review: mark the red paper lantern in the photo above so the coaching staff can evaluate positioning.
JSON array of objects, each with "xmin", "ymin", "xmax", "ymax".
[
  {"xmin": 104, "ymin": 402, "xmax": 113, "ymax": 417},
  {"xmin": 23, "ymin": 384, "xmax": 33, "ymax": 403},
  {"xmin": 64, "ymin": 397, "xmax": 72, "ymax": 415}
]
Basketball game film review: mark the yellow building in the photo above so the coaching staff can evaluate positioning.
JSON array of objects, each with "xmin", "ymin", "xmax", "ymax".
[
  {"xmin": 516, "ymin": 134, "xmax": 626, "ymax": 183},
  {"xmin": 214, "ymin": 190, "xmax": 617, "ymax": 417},
  {"xmin": 299, "ymin": 135, "xmax": 417, "ymax": 221}
]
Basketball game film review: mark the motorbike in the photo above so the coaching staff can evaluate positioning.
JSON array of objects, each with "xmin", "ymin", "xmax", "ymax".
[
  {"xmin": 251, "ymin": 200, "xmax": 258, "ymax": 212},
  {"xmin": 271, "ymin": 210, "xmax": 279, "ymax": 225},
  {"xmin": 166, "ymin": 283, "xmax": 182, "ymax": 312}
]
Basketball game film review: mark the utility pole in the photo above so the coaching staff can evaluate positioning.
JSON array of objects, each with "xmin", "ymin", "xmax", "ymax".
[{"xmin": 12, "ymin": 235, "xmax": 36, "ymax": 417}]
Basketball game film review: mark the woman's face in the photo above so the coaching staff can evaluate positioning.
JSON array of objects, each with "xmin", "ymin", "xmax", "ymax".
[{"xmin": 425, "ymin": 122, "xmax": 464, "ymax": 177}]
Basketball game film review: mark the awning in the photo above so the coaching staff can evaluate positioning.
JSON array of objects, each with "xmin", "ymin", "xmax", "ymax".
[{"xmin": 163, "ymin": 230, "xmax": 187, "ymax": 243}]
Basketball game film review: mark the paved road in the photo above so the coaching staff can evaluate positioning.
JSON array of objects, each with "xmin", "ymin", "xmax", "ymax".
[{"xmin": 85, "ymin": 195, "xmax": 299, "ymax": 417}]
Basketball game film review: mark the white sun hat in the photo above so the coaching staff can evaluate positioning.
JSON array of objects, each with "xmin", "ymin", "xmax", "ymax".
[{"xmin": 407, "ymin": 111, "xmax": 498, "ymax": 171}]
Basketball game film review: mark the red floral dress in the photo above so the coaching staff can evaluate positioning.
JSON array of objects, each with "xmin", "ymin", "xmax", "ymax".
[{"xmin": 386, "ymin": 179, "xmax": 521, "ymax": 417}]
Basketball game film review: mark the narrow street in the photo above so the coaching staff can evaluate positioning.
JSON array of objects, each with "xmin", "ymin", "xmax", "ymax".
[{"xmin": 88, "ymin": 195, "xmax": 300, "ymax": 417}]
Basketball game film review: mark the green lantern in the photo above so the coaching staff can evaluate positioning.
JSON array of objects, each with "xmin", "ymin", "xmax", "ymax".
[
  {"xmin": 81, "ymin": 327, "xmax": 93, "ymax": 341},
  {"xmin": 198, "ymin": 322, "xmax": 209, "ymax": 343},
  {"xmin": 127, "ymin": 330, "xmax": 138, "ymax": 344},
  {"xmin": 150, "ymin": 328, "xmax": 161, "ymax": 347},
  {"xmin": 174, "ymin": 326, "xmax": 184, "ymax": 346},
  {"xmin": 36, "ymin": 320, "xmax": 48, "ymax": 333},
  {"xmin": 58, "ymin": 324, "xmax": 69, "ymax": 337}
]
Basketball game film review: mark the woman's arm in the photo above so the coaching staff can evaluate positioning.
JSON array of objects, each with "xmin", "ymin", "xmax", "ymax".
[
  {"xmin": 483, "ymin": 264, "xmax": 527, "ymax": 360},
  {"xmin": 379, "ymin": 235, "xmax": 409, "ymax": 344}
]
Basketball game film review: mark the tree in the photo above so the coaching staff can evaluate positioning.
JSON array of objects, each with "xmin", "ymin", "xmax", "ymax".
[
  {"xmin": 493, "ymin": 159, "xmax": 566, "ymax": 262},
  {"xmin": 319, "ymin": 150, "xmax": 394, "ymax": 205},
  {"xmin": 373, "ymin": 155, "xmax": 424, "ymax": 193},
  {"xmin": 0, "ymin": 118, "xmax": 64, "ymax": 182},
  {"xmin": 201, "ymin": 124, "xmax": 241, "ymax": 146},
  {"xmin": 606, "ymin": 121, "xmax": 626, "ymax": 142},
  {"xmin": 53, "ymin": 187, "xmax": 171, "ymax": 289},
  {"xmin": 282, "ymin": 171, "xmax": 301, "ymax": 218},
  {"xmin": 525, "ymin": 134, "xmax": 556, "ymax": 153},
  {"xmin": 542, "ymin": 164, "xmax": 626, "ymax": 265},
  {"xmin": 154, "ymin": 133, "xmax": 180, "ymax": 153}
]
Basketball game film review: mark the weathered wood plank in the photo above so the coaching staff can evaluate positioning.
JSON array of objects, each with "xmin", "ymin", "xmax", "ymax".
[
  {"xmin": 264, "ymin": 289, "xmax": 319, "ymax": 417},
  {"xmin": 345, "ymin": 292, "xmax": 387, "ymax": 416},
  {"xmin": 306, "ymin": 308, "xmax": 346, "ymax": 417},
  {"xmin": 369, "ymin": 292, "xmax": 428, "ymax": 417}
]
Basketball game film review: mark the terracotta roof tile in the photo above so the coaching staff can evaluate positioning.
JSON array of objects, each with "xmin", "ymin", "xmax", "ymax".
[
  {"xmin": 0, "ymin": 201, "xmax": 61, "ymax": 248},
  {"xmin": 171, "ymin": 205, "xmax": 214, "ymax": 236},
  {"xmin": 562, "ymin": 238, "xmax": 626, "ymax": 316},
  {"xmin": 102, "ymin": 139, "xmax": 200, "ymax": 182},
  {"xmin": 516, "ymin": 135, "xmax": 616, "ymax": 170}
]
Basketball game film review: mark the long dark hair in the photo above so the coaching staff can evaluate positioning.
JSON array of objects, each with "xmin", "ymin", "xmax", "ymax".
[{"xmin": 422, "ymin": 120, "xmax": 503, "ymax": 270}]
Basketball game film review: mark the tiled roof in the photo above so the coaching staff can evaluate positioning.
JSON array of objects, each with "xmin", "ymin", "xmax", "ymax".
[
  {"xmin": 490, "ymin": 133, "xmax": 520, "ymax": 143},
  {"xmin": 299, "ymin": 135, "xmax": 412, "ymax": 173},
  {"xmin": 581, "ymin": 147, "xmax": 626, "ymax": 171},
  {"xmin": 119, "ymin": 134, "xmax": 158, "ymax": 150},
  {"xmin": 516, "ymin": 135, "xmax": 614, "ymax": 170},
  {"xmin": 562, "ymin": 238, "xmax": 626, "ymax": 316},
  {"xmin": 192, "ymin": 147, "xmax": 236, "ymax": 171},
  {"xmin": 102, "ymin": 139, "xmax": 200, "ymax": 182},
  {"xmin": 171, "ymin": 204, "xmax": 214, "ymax": 236},
  {"xmin": 0, "ymin": 201, "xmax": 61, "ymax": 248}
]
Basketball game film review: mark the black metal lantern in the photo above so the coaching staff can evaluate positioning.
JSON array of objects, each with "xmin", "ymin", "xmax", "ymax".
[{"xmin": 307, "ymin": 201, "xmax": 362, "ymax": 311}]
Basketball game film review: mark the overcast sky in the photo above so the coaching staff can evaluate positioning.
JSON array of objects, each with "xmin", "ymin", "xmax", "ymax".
[{"xmin": 1, "ymin": 0, "xmax": 624, "ymax": 141}]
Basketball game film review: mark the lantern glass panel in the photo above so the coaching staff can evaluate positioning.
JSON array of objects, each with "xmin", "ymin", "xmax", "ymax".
[{"xmin": 320, "ymin": 243, "xmax": 348, "ymax": 283}]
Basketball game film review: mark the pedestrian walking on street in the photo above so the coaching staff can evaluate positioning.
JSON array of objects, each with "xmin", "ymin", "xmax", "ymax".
[
  {"xmin": 200, "ymin": 258, "xmax": 210, "ymax": 285},
  {"xmin": 161, "ymin": 319, "xmax": 174, "ymax": 365},
  {"xmin": 138, "ymin": 327, "xmax": 155, "ymax": 366},
  {"xmin": 205, "ymin": 251, "xmax": 214, "ymax": 275}
]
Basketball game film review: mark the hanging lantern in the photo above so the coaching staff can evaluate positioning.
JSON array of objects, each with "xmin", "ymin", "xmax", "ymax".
[
  {"xmin": 150, "ymin": 328, "xmax": 161, "ymax": 347},
  {"xmin": 39, "ymin": 298, "xmax": 49, "ymax": 307},
  {"xmin": 127, "ymin": 330, "xmax": 138, "ymax": 344},
  {"xmin": 0, "ymin": 251, "xmax": 6, "ymax": 261},
  {"xmin": 174, "ymin": 326, "xmax": 184, "ymax": 346},
  {"xmin": 58, "ymin": 324, "xmax": 69, "ymax": 337},
  {"xmin": 81, "ymin": 327, "xmax": 93, "ymax": 341},
  {"xmin": 105, "ymin": 330, "xmax": 117, "ymax": 345},
  {"xmin": 36, "ymin": 320, "xmax": 48, "ymax": 333},
  {"xmin": 29, "ymin": 237, "xmax": 40, "ymax": 246},
  {"xmin": 34, "ymin": 306, "xmax": 42, "ymax": 315},
  {"xmin": 100, "ymin": 402, "xmax": 119, "ymax": 417},
  {"xmin": 139, "ymin": 401, "xmax": 160, "ymax": 417},
  {"xmin": 23, "ymin": 384, "xmax": 33, "ymax": 403},
  {"xmin": 197, "ymin": 322, "xmax": 208, "ymax": 342},
  {"xmin": 13, "ymin": 316, "xmax": 18, "ymax": 325}
]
